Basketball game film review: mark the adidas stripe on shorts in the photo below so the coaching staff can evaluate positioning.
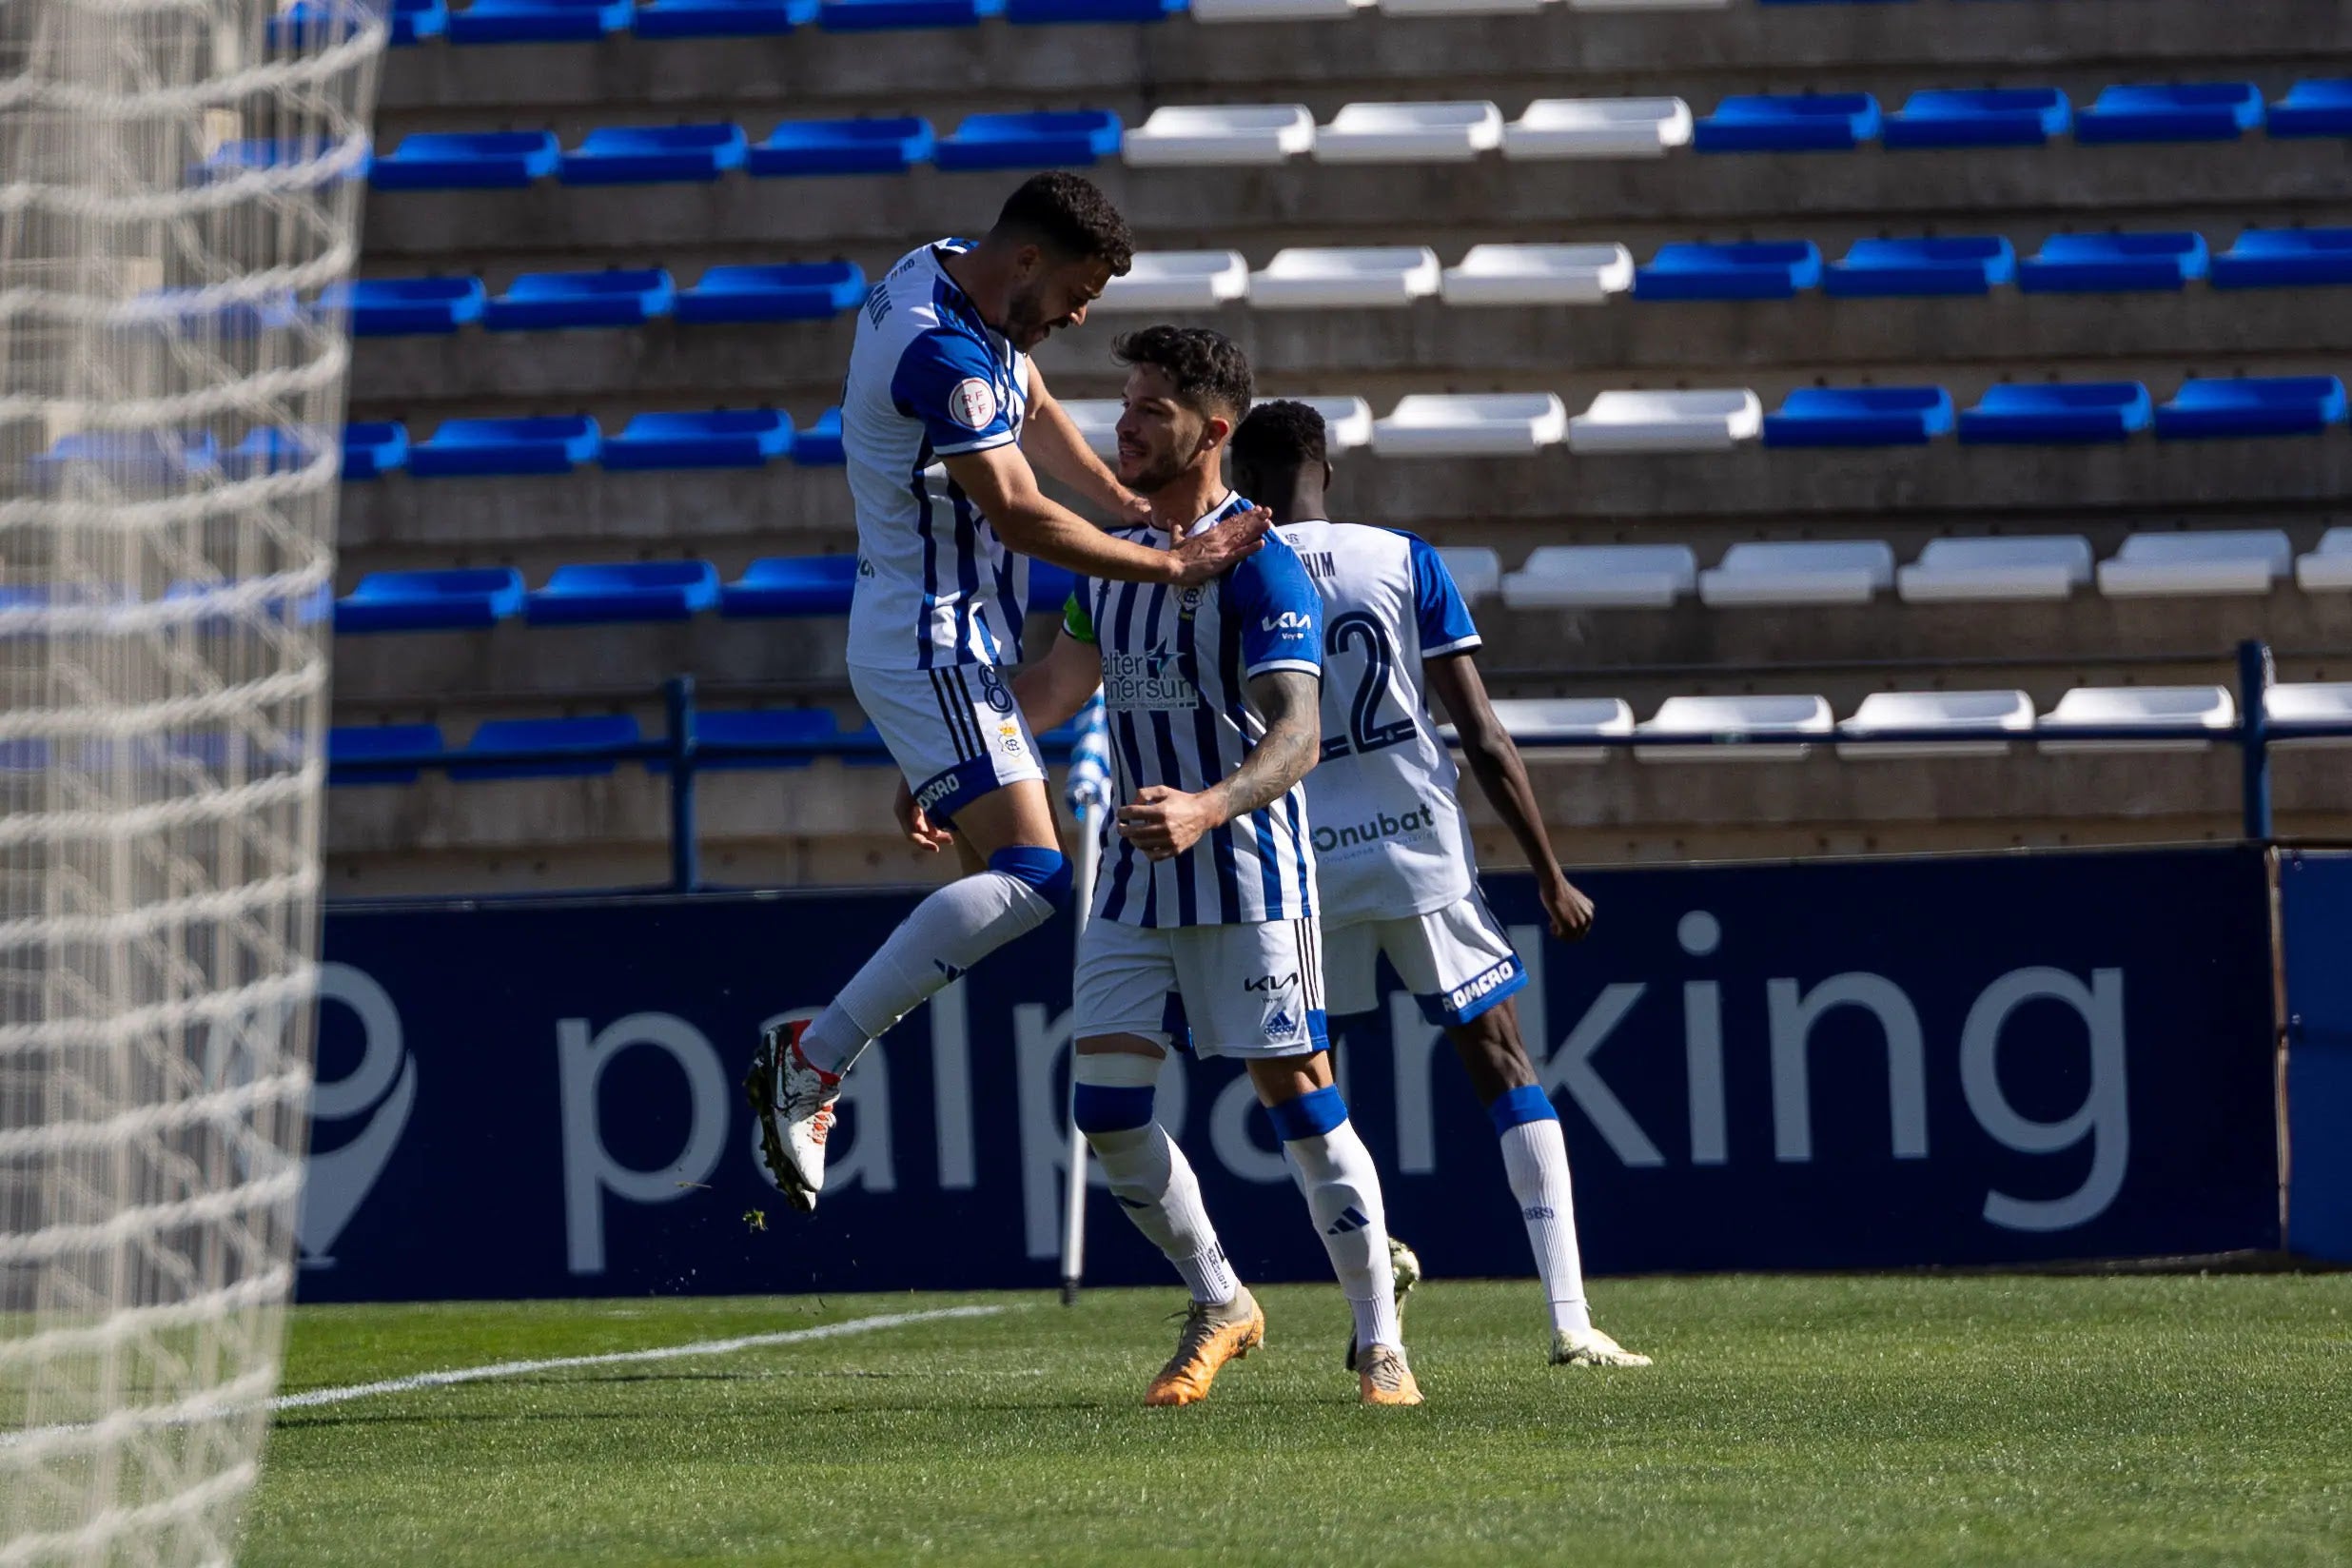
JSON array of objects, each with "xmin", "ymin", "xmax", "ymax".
[{"xmin": 1073, "ymin": 913, "xmax": 1329, "ymax": 1059}]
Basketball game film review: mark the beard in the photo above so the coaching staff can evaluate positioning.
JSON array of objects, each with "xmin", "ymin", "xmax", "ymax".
[
  {"xmin": 1119, "ymin": 448, "xmax": 1191, "ymax": 497},
  {"xmin": 1001, "ymin": 285, "xmax": 1053, "ymax": 350}
]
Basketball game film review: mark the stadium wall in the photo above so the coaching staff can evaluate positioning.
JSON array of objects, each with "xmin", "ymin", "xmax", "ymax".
[{"xmin": 296, "ymin": 844, "xmax": 2286, "ymax": 1302}]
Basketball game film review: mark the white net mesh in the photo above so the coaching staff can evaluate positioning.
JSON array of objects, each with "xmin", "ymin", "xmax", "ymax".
[{"xmin": 1, "ymin": 0, "xmax": 382, "ymax": 1560}]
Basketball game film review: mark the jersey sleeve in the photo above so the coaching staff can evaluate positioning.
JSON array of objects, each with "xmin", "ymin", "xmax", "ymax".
[
  {"xmin": 1405, "ymin": 533, "xmax": 1481, "ymax": 657},
  {"xmin": 1230, "ymin": 545, "xmax": 1323, "ymax": 681},
  {"xmin": 889, "ymin": 328, "xmax": 1017, "ymax": 457},
  {"xmin": 1061, "ymin": 588, "xmax": 1097, "ymax": 645}
]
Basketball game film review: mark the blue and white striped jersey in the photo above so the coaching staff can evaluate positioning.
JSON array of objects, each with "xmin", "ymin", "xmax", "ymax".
[
  {"xmin": 842, "ymin": 240, "xmax": 1033, "ymax": 672},
  {"xmin": 1276, "ymin": 520, "xmax": 1483, "ymax": 924},
  {"xmin": 1066, "ymin": 496, "xmax": 1325, "ymax": 929}
]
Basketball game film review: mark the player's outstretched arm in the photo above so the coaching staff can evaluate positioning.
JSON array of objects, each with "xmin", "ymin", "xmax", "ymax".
[
  {"xmin": 1117, "ymin": 670, "xmax": 1321, "ymax": 862},
  {"xmin": 1426, "ymin": 652, "xmax": 1596, "ymax": 942},
  {"xmin": 943, "ymin": 443, "xmax": 1268, "ymax": 588},
  {"xmin": 1023, "ymin": 362, "xmax": 1149, "ymax": 527}
]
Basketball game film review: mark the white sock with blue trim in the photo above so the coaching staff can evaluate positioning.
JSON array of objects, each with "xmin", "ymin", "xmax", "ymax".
[
  {"xmin": 1074, "ymin": 1055, "xmax": 1236, "ymax": 1306},
  {"xmin": 1492, "ymin": 1085, "xmax": 1591, "ymax": 1337},
  {"xmin": 1270, "ymin": 1087, "xmax": 1400, "ymax": 1352}
]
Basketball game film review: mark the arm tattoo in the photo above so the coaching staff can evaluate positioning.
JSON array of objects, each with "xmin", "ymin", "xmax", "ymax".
[{"xmin": 1210, "ymin": 670, "xmax": 1322, "ymax": 824}]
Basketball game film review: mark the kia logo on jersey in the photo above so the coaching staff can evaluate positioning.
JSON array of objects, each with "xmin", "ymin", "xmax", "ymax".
[{"xmin": 1262, "ymin": 611, "xmax": 1312, "ymax": 633}]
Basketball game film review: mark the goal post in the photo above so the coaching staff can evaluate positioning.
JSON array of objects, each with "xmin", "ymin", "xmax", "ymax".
[{"xmin": 2, "ymin": 0, "xmax": 383, "ymax": 1560}]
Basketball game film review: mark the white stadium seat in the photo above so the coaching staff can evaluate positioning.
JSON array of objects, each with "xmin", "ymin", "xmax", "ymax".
[
  {"xmin": 1097, "ymin": 250, "xmax": 1249, "ymax": 312},
  {"xmin": 1897, "ymin": 536, "xmax": 2094, "ymax": 603},
  {"xmin": 2295, "ymin": 527, "xmax": 2352, "ymax": 592},
  {"xmin": 1379, "ymin": 0, "xmax": 1546, "ymax": 15},
  {"xmin": 1057, "ymin": 399, "xmax": 1122, "ymax": 459},
  {"xmin": 1122, "ymin": 105, "xmax": 1315, "ymax": 167},
  {"xmin": 1191, "ymin": 0, "xmax": 1366, "ymax": 20},
  {"xmin": 1249, "ymin": 246, "xmax": 1441, "ymax": 307},
  {"xmin": 2036, "ymin": 686, "xmax": 2237, "ymax": 754},
  {"xmin": 1698, "ymin": 540, "xmax": 1896, "ymax": 608},
  {"xmin": 1313, "ymin": 101, "xmax": 1504, "ymax": 164},
  {"xmin": 1568, "ymin": 389, "xmax": 1762, "ymax": 455},
  {"xmin": 2265, "ymin": 681, "xmax": 2352, "ymax": 748},
  {"xmin": 1636, "ymin": 695, "xmax": 1833, "ymax": 762},
  {"xmin": 1836, "ymin": 690, "xmax": 2034, "ymax": 760},
  {"xmin": 2096, "ymin": 529, "xmax": 2294, "ymax": 598},
  {"xmin": 1271, "ymin": 394, "xmax": 1376, "ymax": 451},
  {"xmin": 1479, "ymin": 698, "xmax": 1636, "ymax": 763},
  {"xmin": 1435, "ymin": 546, "xmax": 1502, "ymax": 602},
  {"xmin": 1440, "ymin": 244, "xmax": 1634, "ymax": 306},
  {"xmin": 1371, "ymin": 393, "xmax": 1567, "ymax": 457},
  {"xmin": 1569, "ymin": 0, "xmax": 1728, "ymax": 10},
  {"xmin": 1503, "ymin": 98, "xmax": 1694, "ymax": 160},
  {"xmin": 1500, "ymin": 543, "xmax": 1697, "ymax": 609}
]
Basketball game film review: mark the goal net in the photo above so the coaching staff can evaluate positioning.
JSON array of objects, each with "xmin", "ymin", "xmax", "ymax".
[{"xmin": 1, "ymin": 0, "xmax": 382, "ymax": 1559}]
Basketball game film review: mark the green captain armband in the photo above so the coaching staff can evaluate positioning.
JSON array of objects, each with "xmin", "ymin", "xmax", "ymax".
[{"xmin": 1061, "ymin": 590, "xmax": 1097, "ymax": 645}]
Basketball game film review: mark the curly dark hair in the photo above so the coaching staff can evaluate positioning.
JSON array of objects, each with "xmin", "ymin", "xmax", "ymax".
[
  {"xmin": 1111, "ymin": 325, "xmax": 1253, "ymax": 421},
  {"xmin": 991, "ymin": 172, "xmax": 1134, "ymax": 276},
  {"xmin": 1229, "ymin": 399, "xmax": 1327, "ymax": 479}
]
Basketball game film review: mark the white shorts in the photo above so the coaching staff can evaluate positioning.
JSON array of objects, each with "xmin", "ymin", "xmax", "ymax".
[
  {"xmin": 1074, "ymin": 914, "xmax": 1329, "ymax": 1060},
  {"xmin": 1323, "ymin": 892, "xmax": 1527, "ymax": 1027},
  {"xmin": 849, "ymin": 661, "xmax": 1046, "ymax": 828}
]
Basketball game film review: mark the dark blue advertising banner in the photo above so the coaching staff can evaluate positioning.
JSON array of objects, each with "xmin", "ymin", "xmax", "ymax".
[
  {"xmin": 300, "ymin": 846, "xmax": 2280, "ymax": 1303},
  {"xmin": 2282, "ymin": 849, "xmax": 2352, "ymax": 1263}
]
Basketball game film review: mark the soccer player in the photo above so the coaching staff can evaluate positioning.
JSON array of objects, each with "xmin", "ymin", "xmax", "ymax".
[
  {"xmin": 917, "ymin": 326, "xmax": 1419, "ymax": 1406},
  {"xmin": 746, "ymin": 175, "xmax": 1270, "ymax": 1214},
  {"xmin": 1227, "ymin": 400, "xmax": 1650, "ymax": 1370}
]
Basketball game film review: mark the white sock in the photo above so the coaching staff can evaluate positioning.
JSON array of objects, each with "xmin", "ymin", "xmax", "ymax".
[
  {"xmin": 1086, "ymin": 1122, "xmax": 1238, "ymax": 1306},
  {"xmin": 1272, "ymin": 1088, "xmax": 1400, "ymax": 1352},
  {"xmin": 1497, "ymin": 1105, "xmax": 1592, "ymax": 1337},
  {"xmin": 799, "ymin": 865, "xmax": 1055, "ymax": 1074}
]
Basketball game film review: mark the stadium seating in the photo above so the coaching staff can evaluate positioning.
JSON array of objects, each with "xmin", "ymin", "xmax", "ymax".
[
  {"xmin": 1823, "ymin": 237, "xmax": 2016, "ymax": 296},
  {"xmin": 602, "ymin": 410, "xmax": 794, "ymax": 468},
  {"xmin": 388, "ymin": 0, "xmax": 448, "ymax": 43},
  {"xmin": 1005, "ymin": 0, "xmax": 1186, "ymax": 23},
  {"xmin": 1122, "ymin": 106, "xmax": 1315, "ymax": 167},
  {"xmin": 1250, "ymin": 246, "xmax": 1440, "ymax": 307},
  {"xmin": 1479, "ymin": 700, "xmax": 1634, "ymax": 760},
  {"xmin": 663, "ymin": 709, "xmax": 840, "ymax": 771},
  {"xmin": 482, "ymin": 269, "xmax": 676, "ymax": 330},
  {"xmin": 525, "ymin": 560, "xmax": 723, "ymax": 623},
  {"xmin": 328, "ymin": 724, "xmax": 444, "ymax": 786},
  {"xmin": 1295, "ymin": 397, "xmax": 1375, "ymax": 451},
  {"xmin": 372, "ymin": 131, "xmax": 559, "ymax": 189},
  {"xmin": 444, "ymin": 0, "xmax": 633, "ymax": 44},
  {"xmin": 792, "ymin": 408, "xmax": 845, "ymax": 464},
  {"xmin": 1762, "ymin": 387, "xmax": 1955, "ymax": 446},
  {"xmin": 2210, "ymin": 229, "xmax": 2352, "ymax": 288},
  {"xmin": 747, "ymin": 117, "xmax": 935, "ymax": 176},
  {"xmin": 1099, "ymin": 250, "xmax": 1250, "ymax": 310},
  {"xmin": 1634, "ymin": 241, "xmax": 1823, "ymax": 301},
  {"xmin": 2096, "ymin": 530, "xmax": 2294, "ymax": 597},
  {"xmin": 1636, "ymin": 695, "xmax": 1833, "ymax": 761},
  {"xmin": 933, "ymin": 111, "xmax": 1122, "ymax": 170},
  {"xmin": 1370, "ymin": 393, "xmax": 1566, "ymax": 456},
  {"xmin": 1835, "ymin": 691, "xmax": 2034, "ymax": 760},
  {"xmin": 1313, "ymin": 101, "xmax": 1503, "ymax": 162},
  {"xmin": 2265, "ymin": 79, "xmax": 2352, "ymax": 138},
  {"xmin": 408, "ymin": 416, "xmax": 601, "ymax": 476},
  {"xmin": 1880, "ymin": 88, "xmax": 2070, "ymax": 148},
  {"xmin": 194, "ymin": 138, "xmax": 369, "ymax": 186},
  {"xmin": 2072, "ymin": 82, "xmax": 2264, "ymax": 143},
  {"xmin": 220, "ymin": 428, "xmax": 326, "ymax": 478},
  {"xmin": 342, "ymin": 421, "xmax": 411, "ymax": 480},
  {"xmin": 2153, "ymin": 376, "xmax": 2349, "ymax": 439},
  {"xmin": 1693, "ymin": 93, "xmax": 1880, "ymax": 152},
  {"xmin": 1435, "ymin": 547, "xmax": 1500, "ymax": 602},
  {"xmin": 1895, "ymin": 537, "xmax": 2093, "ymax": 602},
  {"xmin": 1500, "ymin": 544, "xmax": 1697, "ymax": 609},
  {"xmin": 633, "ymin": 0, "xmax": 818, "ymax": 36},
  {"xmin": 450, "ymin": 715, "xmax": 642, "ymax": 778},
  {"xmin": 1956, "ymin": 383, "xmax": 2152, "ymax": 443},
  {"xmin": 719, "ymin": 556, "xmax": 858, "ymax": 617},
  {"xmin": 1188, "ymin": 0, "xmax": 1362, "ymax": 19},
  {"xmin": 329, "ymin": 276, "xmax": 486, "ymax": 335},
  {"xmin": 1696, "ymin": 540, "xmax": 1895, "ymax": 607},
  {"xmin": 338, "ymin": 568, "xmax": 528, "ymax": 632},
  {"xmin": 1568, "ymin": 389, "xmax": 1760, "ymax": 453},
  {"xmin": 2015, "ymin": 232, "xmax": 2209, "ymax": 293},
  {"xmin": 1501, "ymin": 98, "xmax": 1692, "ymax": 159},
  {"xmin": 1440, "ymin": 244, "xmax": 1633, "ymax": 304},
  {"xmin": 559, "ymin": 124, "xmax": 750, "ymax": 184},
  {"xmin": 2036, "ymin": 686, "xmax": 2236, "ymax": 753},
  {"xmin": 28, "ymin": 431, "xmax": 217, "ymax": 488},
  {"xmin": 817, "ymin": 0, "xmax": 1001, "ymax": 28},
  {"xmin": 2297, "ymin": 530, "xmax": 2352, "ymax": 592},
  {"xmin": 2264, "ymin": 682, "xmax": 2352, "ymax": 743},
  {"xmin": 676, "ymin": 263, "xmax": 867, "ymax": 323}
]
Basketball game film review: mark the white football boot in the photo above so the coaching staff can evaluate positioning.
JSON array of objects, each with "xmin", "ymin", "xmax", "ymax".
[
  {"xmin": 744, "ymin": 1019, "xmax": 839, "ymax": 1213},
  {"xmin": 1551, "ymin": 1325, "xmax": 1652, "ymax": 1367}
]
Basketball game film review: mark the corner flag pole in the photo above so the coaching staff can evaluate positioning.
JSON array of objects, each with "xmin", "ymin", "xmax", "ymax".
[{"xmin": 1060, "ymin": 694, "xmax": 1111, "ymax": 1306}]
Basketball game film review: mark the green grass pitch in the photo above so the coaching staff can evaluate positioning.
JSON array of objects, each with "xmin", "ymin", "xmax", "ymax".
[{"xmin": 245, "ymin": 1273, "xmax": 2351, "ymax": 1566}]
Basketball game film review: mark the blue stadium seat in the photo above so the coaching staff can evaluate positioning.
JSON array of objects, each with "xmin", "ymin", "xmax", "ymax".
[
  {"xmin": 2266, "ymin": 80, "xmax": 2352, "ymax": 138},
  {"xmin": 1958, "ymin": 383, "xmax": 2153, "ymax": 444},
  {"xmin": 372, "ymin": 131, "xmax": 560, "ymax": 190},
  {"xmin": 1693, "ymin": 93, "xmax": 1880, "ymax": 152},
  {"xmin": 451, "ymin": 716, "xmax": 639, "ymax": 779},
  {"xmin": 1824, "ymin": 236, "xmax": 2016, "ymax": 297},
  {"xmin": 343, "ymin": 421, "xmax": 411, "ymax": 480},
  {"xmin": 1881, "ymin": 88, "xmax": 2070, "ymax": 148},
  {"xmin": 1762, "ymin": 387, "xmax": 1956, "ymax": 447},
  {"xmin": 270, "ymin": 1, "xmax": 374, "ymax": 49},
  {"xmin": 661, "ymin": 709, "xmax": 838, "ymax": 771},
  {"xmin": 445, "ymin": 0, "xmax": 632, "ymax": 42},
  {"xmin": 603, "ymin": 410, "xmax": 794, "ymax": 470},
  {"xmin": 193, "ymin": 138, "xmax": 369, "ymax": 186},
  {"xmin": 558, "ymin": 124, "xmax": 750, "ymax": 185},
  {"xmin": 2210, "ymin": 228, "xmax": 2352, "ymax": 289},
  {"xmin": 163, "ymin": 577, "xmax": 333, "ymax": 627},
  {"xmin": 676, "ymin": 262, "xmax": 867, "ymax": 323},
  {"xmin": 2073, "ymin": 83, "xmax": 2264, "ymax": 144},
  {"xmin": 337, "ymin": 568, "xmax": 528, "ymax": 632},
  {"xmin": 525, "ymin": 560, "xmax": 722, "ymax": 624},
  {"xmin": 934, "ymin": 110, "xmax": 1124, "ymax": 170},
  {"xmin": 792, "ymin": 407, "xmax": 845, "ymax": 465},
  {"xmin": 818, "ymin": 0, "xmax": 1000, "ymax": 29},
  {"xmin": 28, "ymin": 431, "xmax": 218, "ymax": 489},
  {"xmin": 2153, "ymin": 376, "xmax": 2349, "ymax": 440},
  {"xmin": 1006, "ymin": 0, "xmax": 1182, "ymax": 20},
  {"xmin": 222, "ymin": 427, "xmax": 327, "ymax": 477},
  {"xmin": 324, "ymin": 276, "xmax": 487, "ymax": 336},
  {"xmin": 1634, "ymin": 241, "xmax": 1823, "ymax": 301},
  {"xmin": 718, "ymin": 556, "xmax": 857, "ymax": 617},
  {"xmin": 482, "ymin": 268, "xmax": 676, "ymax": 330},
  {"xmin": 390, "ymin": 0, "xmax": 449, "ymax": 41},
  {"xmin": 1029, "ymin": 561, "xmax": 1076, "ymax": 617},
  {"xmin": 329, "ymin": 724, "xmax": 444, "ymax": 787},
  {"xmin": 836, "ymin": 722, "xmax": 894, "ymax": 766},
  {"xmin": 635, "ymin": 0, "xmax": 816, "ymax": 34},
  {"xmin": 409, "ymin": 416, "xmax": 601, "ymax": 477},
  {"xmin": 747, "ymin": 117, "xmax": 935, "ymax": 176},
  {"xmin": 124, "ymin": 287, "xmax": 304, "ymax": 338},
  {"xmin": 2016, "ymin": 232, "xmax": 2209, "ymax": 293},
  {"xmin": 0, "ymin": 739, "xmax": 49, "ymax": 774}
]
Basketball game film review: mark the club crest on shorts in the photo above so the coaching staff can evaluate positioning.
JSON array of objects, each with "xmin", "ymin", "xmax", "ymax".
[{"xmin": 948, "ymin": 377, "xmax": 997, "ymax": 431}]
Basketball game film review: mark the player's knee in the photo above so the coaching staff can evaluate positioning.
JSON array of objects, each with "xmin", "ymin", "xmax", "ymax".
[
  {"xmin": 1072, "ymin": 1047, "xmax": 1163, "ymax": 1133},
  {"xmin": 989, "ymin": 845, "xmax": 1072, "ymax": 910}
]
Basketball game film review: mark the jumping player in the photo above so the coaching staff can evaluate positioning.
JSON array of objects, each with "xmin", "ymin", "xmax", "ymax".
[
  {"xmin": 909, "ymin": 328, "xmax": 1420, "ymax": 1407},
  {"xmin": 1228, "ymin": 400, "xmax": 1649, "ymax": 1369},
  {"xmin": 746, "ymin": 176, "xmax": 1269, "ymax": 1213}
]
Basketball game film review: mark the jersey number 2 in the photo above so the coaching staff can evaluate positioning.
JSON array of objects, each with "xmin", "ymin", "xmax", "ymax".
[{"xmin": 1325, "ymin": 612, "xmax": 1416, "ymax": 760}]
